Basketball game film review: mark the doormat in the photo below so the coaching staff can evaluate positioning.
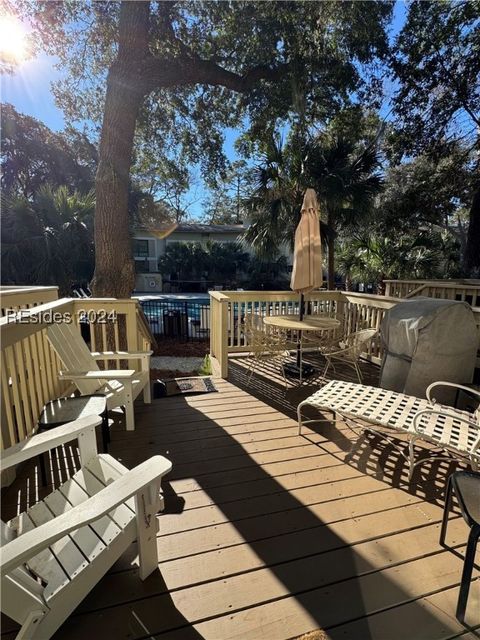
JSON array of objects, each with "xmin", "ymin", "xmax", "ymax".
[{"xmin": 153, "ymin": 377, "xmax": 217, "ymax": 398}]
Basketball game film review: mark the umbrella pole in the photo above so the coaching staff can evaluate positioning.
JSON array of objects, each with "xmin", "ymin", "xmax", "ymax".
[
  {"xmin": 296, "ymin": 293, "xmax": 305, "ymax": 370},
  {"xmin": 299, "ymin": 293, "xmax": 305, "ymax": 321}
]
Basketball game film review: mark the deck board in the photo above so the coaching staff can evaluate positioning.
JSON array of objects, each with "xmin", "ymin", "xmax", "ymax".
[{"xmin": 2, "ymin": 357, "xmax": 478, "ymax": 639}]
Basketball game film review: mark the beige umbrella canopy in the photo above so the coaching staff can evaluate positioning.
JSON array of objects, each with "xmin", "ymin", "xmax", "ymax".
[
  {"xmin": 287, "ymin": 188, "xmax": 323, "ymax": 378},
  {"xmin": 290, "ymin": 188, "xmax": 323, "ymax": 296}
]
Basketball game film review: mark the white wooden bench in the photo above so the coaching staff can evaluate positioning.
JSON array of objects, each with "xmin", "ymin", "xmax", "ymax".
[
  {"xmin": 1, "ymin": 416, "xmax": 172, "ymax": 639},
  {"xmin": 298, "ymin": 380, "xmax": 480, "ymax": 480}
]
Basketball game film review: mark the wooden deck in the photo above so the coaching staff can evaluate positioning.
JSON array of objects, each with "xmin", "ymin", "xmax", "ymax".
[{"xmin": 2, "ymin": 356, "xmax": 479, "ymax": 640}]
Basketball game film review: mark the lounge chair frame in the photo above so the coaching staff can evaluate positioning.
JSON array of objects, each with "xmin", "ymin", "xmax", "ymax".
[{"xmin": 298, "ymin": 380, "xmax": 480, "ymax": 481}]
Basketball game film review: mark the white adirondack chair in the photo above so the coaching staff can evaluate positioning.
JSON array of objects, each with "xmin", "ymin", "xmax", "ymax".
[
  {"xmin": 47, "ymin": 322, "xmax": 152, "ymax": 431},
  {"xmin": 0, "ymin": 415, "xmax": 172, "ymax": 640}
]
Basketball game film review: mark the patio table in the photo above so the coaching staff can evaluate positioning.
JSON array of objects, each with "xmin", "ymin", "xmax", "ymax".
[{"xmin": 263, "ymin": 315, "xmax": 341, "ymax": 381}]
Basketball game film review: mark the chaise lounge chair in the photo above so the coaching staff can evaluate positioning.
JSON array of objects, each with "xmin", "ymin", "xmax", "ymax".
[{"xmin": 298, "ymin": 380, "xmax": 480, "ymax": 480}]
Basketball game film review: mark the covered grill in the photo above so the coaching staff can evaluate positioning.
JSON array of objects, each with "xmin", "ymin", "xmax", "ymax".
[{"xmin": 379, "ymin": 297, "xmax": 478, "ymax": 405}]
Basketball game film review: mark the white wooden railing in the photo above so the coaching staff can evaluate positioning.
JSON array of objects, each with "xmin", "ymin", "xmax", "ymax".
[
  {"xmin": 0, "ymin": 285, "xmax": 60, "ymax": 315},
  {"xmin": 2, "ymin": 283, "xmax": 479, "ymax": 453},
  {"xmin": 210, "ymin": 290, "xmax": 402, "ymax": 377},
  {"xmin": 384, "ymin": 279, "xmax": 480, "ymax": 306},
  {"xmin": 0, "ymin": 291, "xmax": 154, "ymax": 455},
  {"xmin": 209, "ymin": 289, "xmax": 480, "ymax": 378}
]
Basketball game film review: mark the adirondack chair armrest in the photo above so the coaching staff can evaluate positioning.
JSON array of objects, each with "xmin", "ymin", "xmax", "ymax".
[
  {"xmin": 426, "ymin": 381, "xmax": 480, "ymax": 404},
  {"xmin": 59, "ymin": 369, "xmax": 137, "ymax": 380},
  {"xmin": 91, "ymin": 351, "xmax": 152, "ymax": 360},
  {"xmin": 0, "ymin": 416, "xmax": 102, "ymax": 470},
  {"xmin": 1, "ymin": 455, "xmax": 172, "ymax": 576}
]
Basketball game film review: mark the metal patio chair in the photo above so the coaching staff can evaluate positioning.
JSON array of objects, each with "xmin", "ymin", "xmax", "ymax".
[
  {"xmin": 321, "ymin": 328, "xmax": 377, "ymax": 383},
  {"xmin": 243, "ymin": 313, "xmax": 291, "ymax": 385},
  {"xmin": 440, "ymin": 470, "xmax": 480, "ymax": 623}
]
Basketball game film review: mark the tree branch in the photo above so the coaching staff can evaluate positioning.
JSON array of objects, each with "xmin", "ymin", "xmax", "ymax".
[
  {"xmin": 433, "ymin": 48, "xmax": 480, "ymax": 128},
  {"xmin": 142, "ymin": 55, "xmax": 290, "ymax": 94}
]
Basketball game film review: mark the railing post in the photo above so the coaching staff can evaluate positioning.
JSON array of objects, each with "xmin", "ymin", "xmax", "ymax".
[
  {"xmin": 219, "ymin": 299, "xmax": 229, "ymax": 378},
  {"xmin": 209, "ymin": 297, "xmax": 216, "ymax": 360},
  {"xmin": 124, "ymin": 301, "xmax": 139, "ymax": 351},
  {"xmin": 209, "ymin": 292, "xmax": 229, "ymax": 379}
]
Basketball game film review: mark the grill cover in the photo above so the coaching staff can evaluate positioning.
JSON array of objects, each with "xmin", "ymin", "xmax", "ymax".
[{"xmin": 380, "ymin": 297, "xmax": 478, "ymax": 405}]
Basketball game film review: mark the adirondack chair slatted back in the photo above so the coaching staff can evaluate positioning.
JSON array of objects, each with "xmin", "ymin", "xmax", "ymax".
[
  {"xmin": 1, "ymin": 520, "xmax": 46, "ymax": 625},
  {"xmin": 6, "ymin": 459, "xmax": 137, "ymax": 602},
  {"xmin": 10, "ymin": 512, "xmax": 71, "ymax": 600},
  {"xmin": 47, "ymin": 323, "xmax": 105, "ymax": 395}
]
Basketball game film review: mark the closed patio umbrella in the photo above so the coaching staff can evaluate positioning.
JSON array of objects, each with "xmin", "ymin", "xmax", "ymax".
[
  {"xmin": 291, "ymin": 188, "xmax": 323, "ymax": 314},
  {"xmin": 288, "ymin": 188, "xmax": 323, "ymax": 376}
]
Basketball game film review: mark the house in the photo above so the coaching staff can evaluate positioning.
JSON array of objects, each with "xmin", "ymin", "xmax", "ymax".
[
  {"xmin": 133, "ymin": 222, "xmax": 261, "ymax": 292},
  {"xmin": 133, "ymin": 223, "xmax": 247, "ymax": 291},
  {"xmin": 133, "ymin": 223, "xmax": 246, "ymax": 270}
]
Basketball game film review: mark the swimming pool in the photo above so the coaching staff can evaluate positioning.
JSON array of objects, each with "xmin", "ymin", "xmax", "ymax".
[{"xmin": 139, "ymin": 297, "xmax": 211, "ymax": 340}]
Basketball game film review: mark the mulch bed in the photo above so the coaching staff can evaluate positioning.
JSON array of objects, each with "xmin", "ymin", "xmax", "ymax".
[{"xmin": 152, "ymin": 338, "xmax": 209, "ymax": 358}]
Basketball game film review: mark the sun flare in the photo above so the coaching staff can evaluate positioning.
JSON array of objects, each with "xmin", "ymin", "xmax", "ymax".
[{"xmin": 0, "ymin": 14, "xmax": 28, "ymax": 63}]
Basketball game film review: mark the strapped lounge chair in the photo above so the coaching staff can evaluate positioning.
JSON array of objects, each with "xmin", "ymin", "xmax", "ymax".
[
  {"xmin": 47, "ymin": 322, "xmax": 152, "ymax": 431},
  {"xmin": 298, "ymin": 380, "xmax": 480, "ymax": 480},
  {"xmin": 0, "ymin": 416, "xmax": 172, "ymax": 640}
]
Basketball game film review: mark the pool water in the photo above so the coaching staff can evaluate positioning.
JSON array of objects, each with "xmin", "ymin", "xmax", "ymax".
[{"xmin": 138, "ymin": 297, "xmax": 211, "ymax": 339}]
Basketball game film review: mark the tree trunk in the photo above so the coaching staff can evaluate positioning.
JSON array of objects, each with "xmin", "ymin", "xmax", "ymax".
[
  {"xmin": 464, "ymin": 185, "xmax": 480, "ymax": 276},
  {"xmin": 91, "ymin": 2, "xmax": 149, "ymax": 297},
  {"xmin": 327, "ymin": 212, "xmax": 335, "ymax": 290},
  {"xmin": 89, "ymin": 1, "xmax": 290, "ymax": 297},
  {"xmin": 376, "ymin": 277, "xmax": 386, "ymax": 296}
]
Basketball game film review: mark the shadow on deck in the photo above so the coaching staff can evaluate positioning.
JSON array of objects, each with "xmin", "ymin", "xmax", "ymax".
[{"xmin": 1, "ymin": 356, "xmax": 478, "ymax": 639}]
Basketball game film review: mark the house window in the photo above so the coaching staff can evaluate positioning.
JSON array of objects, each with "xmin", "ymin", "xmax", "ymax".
[
  {"xmin": 133, "ymin": 239, "xmax": 149, "ymax": 257},
  {"xmin": 135, "ymin": 259, "xmax": 150, "ymax": 273}
]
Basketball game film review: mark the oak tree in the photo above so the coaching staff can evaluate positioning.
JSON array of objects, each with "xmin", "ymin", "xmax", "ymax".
[
  {"xmin": 18, "ymin": 0, "xmax": 392, "ymax": 295},
  {"xmin": 391, "ymin": 0, "xmax": 480, "ymax": 274}
]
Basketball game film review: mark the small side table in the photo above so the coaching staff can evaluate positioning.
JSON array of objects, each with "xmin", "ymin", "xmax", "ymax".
[{"xmin": 38, "ymin": 394, "xmax": 108, "ymax": 486}]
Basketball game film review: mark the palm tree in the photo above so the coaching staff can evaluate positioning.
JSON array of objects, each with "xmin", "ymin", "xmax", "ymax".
[
  {"xmin": 336, "ymin": 241, "xmax": 367, "ymax": 291},
  {"xmin": 158, "ymin": 243, "xmax": 206, "ymax": 281},
  {"xmin": 245, "ymin": 134, "xmax": 382, "ymax": 288},
  {"xmin": 206, "ymin": 242, "xmax": 250, "ymax": 283},
  {"xmin": 244, "ymin": 135, "xmax": 307, "ymax": 259},
  {"xmin": 1, "ymin": 185, "xmax": 95, "ymax": 292},
  {"xmin": 304, "ymin": 136, "xmax": 383, "ymax": 288},
  {"xmin": 337, "ymin": 230, "xmax": 450, "ymax": 294},
  {"xmin": 158, "ymin": 241, "xmax": 250, "ymax": 286}
]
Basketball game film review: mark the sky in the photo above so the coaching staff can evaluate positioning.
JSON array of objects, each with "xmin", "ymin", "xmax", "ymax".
[{"xmin": 1, "ymin": 1, "xmax": 407, "ymax": 218}]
